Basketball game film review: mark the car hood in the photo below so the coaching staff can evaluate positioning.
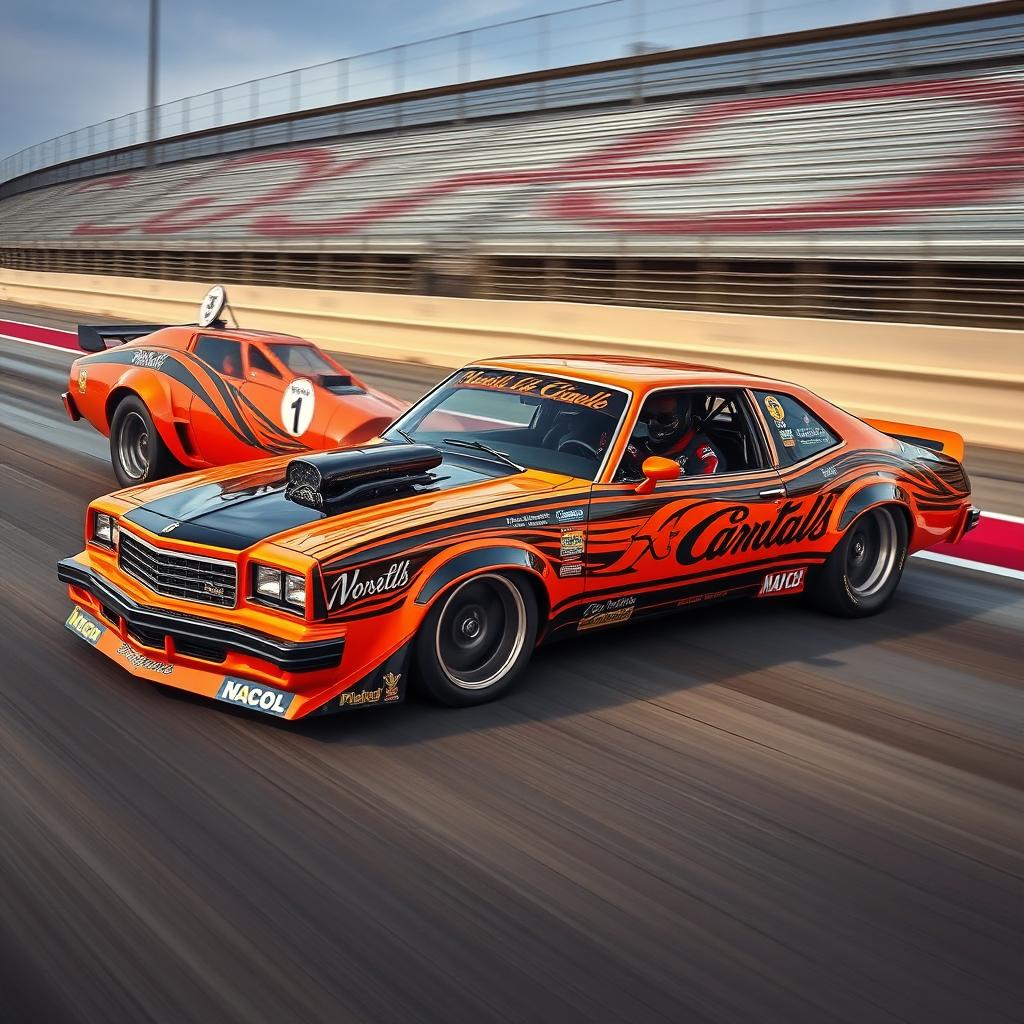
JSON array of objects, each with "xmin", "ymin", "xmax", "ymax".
[{"xmin": 119, "ymin": 452, "xmax": 581, "ymax": 557}]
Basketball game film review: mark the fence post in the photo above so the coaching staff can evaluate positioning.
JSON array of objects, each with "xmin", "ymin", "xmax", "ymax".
[
  {"xmin": 458, "ymin": 30, "xmax": 471, "ymax": 122},
  {"xmin": 336, "ymin": 59, "xmax": 348, "ymax": 135},
  {"xmin": 537, "ymin": 15, "xmax": 549, "ymax": 108},
  {"xmin": 632, "ymin": 0, "xmax": 646, "ymax": 103},
  {"xmin": 214, "ymin": 89, "xmax": 222, "ymax": 129},
  {"xmin": 748, "ymin": 0, "xmax": 762, "ymax": 88},
  {"xmin": 394, "ymin": 46, "xmax": 405, "ymax": 127},
  {"xmin": 290, "ymin": 68, "xmax": 301, "ymax": 112}
]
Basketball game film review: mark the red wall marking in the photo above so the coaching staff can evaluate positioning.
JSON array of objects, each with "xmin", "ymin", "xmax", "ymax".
[
  {"xmin": 0, "ymin": 319, "xmax": 78, "ymax": 351},
  {"xmin": 932, "ymin": 516, "xmax": 1024, "ymax": 572}
]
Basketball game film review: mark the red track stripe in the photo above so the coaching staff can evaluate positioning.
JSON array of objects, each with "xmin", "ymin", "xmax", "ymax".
[
  {"xmin": 0, "ymin": 319, "xmax": 79, "ymax": 351},
  {"xmin": 932, "ymin": 516, "xmax": 1024, "ymax": 573}
]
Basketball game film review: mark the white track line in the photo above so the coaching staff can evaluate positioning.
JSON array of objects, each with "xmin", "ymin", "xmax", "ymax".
[
  {"xmin": 982, "ymin": 510, "xmax": 1024, "ymax": 525},
  {"xmin": 913, "ymin": 550, "xmax": 1024, "ymax": 582}
]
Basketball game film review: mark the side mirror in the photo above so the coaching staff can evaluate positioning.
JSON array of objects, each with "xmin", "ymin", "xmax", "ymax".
[{"xmin": 635, "ymin": 456, "xmax": 681, "ymax": 494}]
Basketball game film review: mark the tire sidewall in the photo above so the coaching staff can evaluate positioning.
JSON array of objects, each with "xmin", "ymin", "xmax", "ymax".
[
  {"xmin": 415, "ymin": 572, "xmax": 539, "ymax": 707},
  {"xmin": 109, "ymin": 396, "xmax": 166, "ymax": 487},
  {"xmin": 816, "ymin": 506, "xmax": 909, "ymax": 617}
]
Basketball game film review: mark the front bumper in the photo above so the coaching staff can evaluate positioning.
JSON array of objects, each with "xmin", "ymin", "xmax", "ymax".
[{"xmin": 58, "ymin": 558, "xmax": 344, "ymax": 672}]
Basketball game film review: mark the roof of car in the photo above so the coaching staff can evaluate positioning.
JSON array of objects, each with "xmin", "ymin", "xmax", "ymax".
[{"xmin": 481, "ymin": 354, "xmax": 779, "ymax": 390}]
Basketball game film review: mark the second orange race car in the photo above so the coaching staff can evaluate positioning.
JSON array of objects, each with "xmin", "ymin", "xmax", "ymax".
[
  {"xmin": 58, "ymin": 353, "xmax": 979, "ymax": 721},
  {"xmin": 61, "ymin": 286, "xmax": 407, "ymax": 485}
]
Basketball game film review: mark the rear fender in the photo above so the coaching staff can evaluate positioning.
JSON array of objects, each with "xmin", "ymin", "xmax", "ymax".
[
  {"xmin": 865, "ymin": 418, "xmax": 965, "ymax": 463},
  {"xmin": 105, "ymin": 369, "xmax": 194, "ymax": 466},
  {"xmin": 837, "ymin": 481, "xmax": 912, "ymax": 533}
]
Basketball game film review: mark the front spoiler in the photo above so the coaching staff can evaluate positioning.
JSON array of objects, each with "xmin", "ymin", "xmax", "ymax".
[{"xmin": 58, "ymin": 558, "xmax": 344, "ymax": 672}]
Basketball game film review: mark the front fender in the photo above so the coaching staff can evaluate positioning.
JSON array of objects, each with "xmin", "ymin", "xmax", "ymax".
[
  {"xmin": 414, "ymin": 545, "xmax": 549, "ymax": 606},
  {"xmin": 106, "ymin": 368, "xmax": 193, "ymax": 466}
]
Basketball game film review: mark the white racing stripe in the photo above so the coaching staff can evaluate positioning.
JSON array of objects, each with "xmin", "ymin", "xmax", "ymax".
[{"xmin": 913, "ymin": 550, "xmax": 1024, "ymax": 582}]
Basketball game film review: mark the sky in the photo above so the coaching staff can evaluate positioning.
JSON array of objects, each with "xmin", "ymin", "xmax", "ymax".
[{"xmin": 0, "ymin": 0, "xmax": 991, "ymax": 159}]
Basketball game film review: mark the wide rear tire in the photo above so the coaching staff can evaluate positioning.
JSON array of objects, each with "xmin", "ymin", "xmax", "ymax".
[
  {"xmin": 810, "ymin": 506, "xmax": 909, "ymax": 617},
  {"xmin": 415, "ymin": 572, "xmax": 538, "ymax": 707},
  {"xmin": 109, "ymin": 395, "xmax": 181, "ymax": 487}
]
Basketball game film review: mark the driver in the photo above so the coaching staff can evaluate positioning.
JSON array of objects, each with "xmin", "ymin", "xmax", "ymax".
[{"xmin": 618, "ymin": 392, "xmax": 721, "ymax": 480}]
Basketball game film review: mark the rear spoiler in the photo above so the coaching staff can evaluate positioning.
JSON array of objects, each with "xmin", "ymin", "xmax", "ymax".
[
  {"xmin": 77, "ymin": 324, "xmax": 174, "ymax": 353},
  {"xmin": 865, "ymin": 418, "xmax": 965, "ymax": 463}
]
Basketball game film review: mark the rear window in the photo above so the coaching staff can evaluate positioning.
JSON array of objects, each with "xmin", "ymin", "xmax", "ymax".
[
  {"xmin": 268, "ymin": 344, "xmax": 336, "ymax": 375},
  {"xmin": 753, "ymin": 390, "xmax": 839, "ymax": 465}
]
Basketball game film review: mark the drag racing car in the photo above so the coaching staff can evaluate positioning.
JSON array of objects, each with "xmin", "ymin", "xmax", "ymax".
[
  {"xmin": 58, "ymin": 354, "xmax": 978, "ymax": 721},
  {"xmin": 61, "ymin": 286, "xmax": 406, "ymax": 485}
]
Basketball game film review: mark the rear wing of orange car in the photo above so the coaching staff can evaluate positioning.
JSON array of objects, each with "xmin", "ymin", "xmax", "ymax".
[
  {"xmin": 78, "ymin": 324, "xmax": 174, "ymax": 353},
  {"xmin": 865, "ymin": 418, "xmax": 965, "ymax": 463}
]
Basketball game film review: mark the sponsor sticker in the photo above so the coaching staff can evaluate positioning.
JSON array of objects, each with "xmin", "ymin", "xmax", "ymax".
[
  {"xmin": 77, "ymin": 369, "xmax": 88, "ymax": 394},
  {"xmin": 758, "ymin": 567, "xmax": 807, "ymax": 597},
  {"xmin": 383, "ymin": 672, "xmax": 401, "ymax": 703},
  {"xmin": 281, "ymin": 378, "xmax": 316, "ymax": 436},
  {"xmin": 327, "ymin": 559, "xmax": 411, "ymax": 611},
  {"xmin": 116, "ymin": 641, "xmax": 173, "ymax": 675},
  {"xmin": 216, "ymin": 678, "xmax": 294, "ymax": 716},
  {"xmin": 821, "ymin": 465, "xmax": 838, "ymax": 479},
  {"xmin": 578, "ymin": 596, "xmax": 636, "ymax": 631},
  {"xmin": 555, "ymin": 507, "xmax": 586, "ymax": 523},
  {"xmin": 131, "ymin": 350, "xmax": 169, "ymax": 370},
  {"xmin": 560, "ymin": 528, "xmax": 585, "ymax": 559},
  {"xmin": 65, "ymin": 607, "xmax": 104, "ymax": 646},
  {"xmin": 506, "ymin": 511, "xmax": 550, "ymax": 529},
  {"xmin": 558, "ymin": 563, "xmax": 583, "ymax": 578},
  {"xmin": 339, "ymin": 686, "xmax": 383, "ymax": 708},
  {"xmin": 764, "ymin": 395, "xmax": 786, "ymax": 423}
]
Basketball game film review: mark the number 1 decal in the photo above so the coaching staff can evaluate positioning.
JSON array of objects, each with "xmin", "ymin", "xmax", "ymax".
[{"xmin": 281, "ymin": 379, "xmax": 315, "ymax": 436}]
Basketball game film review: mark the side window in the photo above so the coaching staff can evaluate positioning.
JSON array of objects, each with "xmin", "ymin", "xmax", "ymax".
[
  {"xmin": 195, "ymin": 336, "xmax": 244, "ymax": 379},
  {"xmin": 753, "ymin": 390, "xmax": 839, "ymax": 466},
  {"xmin": 248, "ymin": 345, "xmax": 281, "ymax": 378}
]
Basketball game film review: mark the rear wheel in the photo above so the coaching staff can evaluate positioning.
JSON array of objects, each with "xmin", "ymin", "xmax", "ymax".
[
  {"xmin": 415, "ymin": 572, "xmax": 538, "ymax": 707},
  {"xmin": 109, "ymin": 396, "xmax": 180, "ymax": 487},
  {"xmin": 810, "ymin": 506, "xmax": 908, "ymax": 617}
]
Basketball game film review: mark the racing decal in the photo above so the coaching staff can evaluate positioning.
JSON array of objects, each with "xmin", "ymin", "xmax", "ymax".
[
  {"xmin": 763, "ymin": 395, "xmax": 786, "ymax": 422},
  {"xmin": 281, "ymin": 378, "xmax": 316, "ymax": 436},
  {"xmin": 65, "ymin": 607, "xmax": 105, "ymax": 645},
  {"xmin": 324, "ymin": 557, "xmax": 413, "ymax": 612},
  {"xmin": 457, "ymin": 370, "xmax": 614, "ymax": 411},
  {"xmin": 506, "ymin": 511, "xmax": 551, "ymax": 529},
  {"xmin": 558, "ymin": 563, "xmax": 583, "ymax": 578},
  {"xmin": 77, "ymin": 369, "xmax": 87, "ymax": 394},
  {"xmin": 339, "ymin": 686, "xmax": 384, "ymax": 707},
  {"xmin": 555, "ymin": 507, "xmax": 586, "ymax": 523},
  {"xmin": 116, "ymin": 641, "xmax": 173, "ymax": 675},
  {"xmin": 383, "ymin": 672, "xmax": 402, "ymax": 703},
  {"xmin": 131, "ymin": 350, "xmax": 170, "ymax": 370},
  {"xmin": 758, "ymin": 567, "xmax": 807, "ymax": 597},
  {"xmin": 578, "ymin": 596, "xmax": 636, "ymax": 631},
  {"xmin": 559, "ymin": 528, "xmax": 585, "ymax": 560},
  {"xmin": 216, "ymin": 678, "xmax": 294, "ymax": 716}
]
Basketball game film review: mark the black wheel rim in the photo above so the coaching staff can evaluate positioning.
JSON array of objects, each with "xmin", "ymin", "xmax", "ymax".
[
  {"xmin": 118, "ymin": 411, "xmax": 150, "ymax": 480},
  {"xmin": 435, "ymin": 575, "xmax": 527, "ymax": 689},
  {"xmin": 845, "ymin": 508, "xmax": 899, "ymax": 598}
]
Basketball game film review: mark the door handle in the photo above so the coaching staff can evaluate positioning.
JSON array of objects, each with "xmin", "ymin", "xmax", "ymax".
[{"xmin": 758, "ymin": 486, "xmax": 787, "ymax": 499}]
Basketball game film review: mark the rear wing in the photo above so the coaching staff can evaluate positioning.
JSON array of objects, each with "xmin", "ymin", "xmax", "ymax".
[
  {"xmin": 77, "ymin": 324, "xmax": 174, "ymax": 353},
  {"xmin": 865, "ymin": 418, "xmax": 965, "ymax": 463}
]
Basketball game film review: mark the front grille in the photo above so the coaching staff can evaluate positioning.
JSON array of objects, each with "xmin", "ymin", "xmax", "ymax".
[{"xmin": 119, "ymin": 531, "xmax": 237, "ymax": 608}]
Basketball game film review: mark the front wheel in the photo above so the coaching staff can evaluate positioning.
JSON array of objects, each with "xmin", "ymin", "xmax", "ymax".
[
  {"xmin": 810, "ymin": 505, "xmax": 909, "ymax": 617},
  {"xmin": 415, "ymin": 572, "xmax": 538, "ymax": 707},
  {"xmin": 109, "ymin": 395, "xmax": 180, "ymax": 487}
]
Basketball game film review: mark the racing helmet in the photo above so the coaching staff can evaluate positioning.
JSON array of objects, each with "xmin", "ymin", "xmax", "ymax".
[{"xmin": 643, "ymin": 393, "xmax": 695, "ymax": 446}]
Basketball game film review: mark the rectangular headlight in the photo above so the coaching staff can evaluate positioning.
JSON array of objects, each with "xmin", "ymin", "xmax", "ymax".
[
  {"xmin": 93, "ymin": 512, "xmax": 118, "ymax": 548},
  {"xmin": 255, "ymin": 565, "xmax": 282, "ymax": 599},
  {"xmin": 284, "ymin": 573, "xmax": 306, "ymax": 608}
]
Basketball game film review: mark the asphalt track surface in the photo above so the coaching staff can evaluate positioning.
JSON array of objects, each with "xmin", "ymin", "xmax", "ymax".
[{"xmin": 1, "ymin": 306, "xmax": 1023, "ymax": 1023}]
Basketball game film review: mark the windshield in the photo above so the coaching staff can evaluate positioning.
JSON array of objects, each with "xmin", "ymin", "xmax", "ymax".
[
  {"xmin": 268, "ymin": 343, "xmax": 337, "ymax": 375},
  {"xmin": 383, "ymin": 367, "xmax": 629, "ymax": 480}
]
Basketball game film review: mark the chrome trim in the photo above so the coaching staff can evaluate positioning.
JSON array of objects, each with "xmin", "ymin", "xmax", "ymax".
[{"xmin": 118, "ymin": 528, "xmax": 238, "ymax": 608}]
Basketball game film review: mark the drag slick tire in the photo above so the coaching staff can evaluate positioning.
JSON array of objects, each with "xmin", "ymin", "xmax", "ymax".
[
  {"xmin": 416, "ymin": 572, "xmax": 538, "ymax": 707},
  {"xmin": 109, "ymin": 396, "xmax": 180, "ymax": 487},
  {"xmin": 811, "ymin": 506, "xmax": 909, "ymax": 617}
]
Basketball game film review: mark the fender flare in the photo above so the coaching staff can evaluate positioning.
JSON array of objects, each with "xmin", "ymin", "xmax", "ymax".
[
  {"xmin": 414, "ymin": 546, "xmax": 548, "ymax": 606},
  {"xmin": 837, "ymin": 481, "xmax": 911, "ymax": 532},
  {"xmin": 105, "ymin": 368, "xmax": 192, "ymax": 466}
]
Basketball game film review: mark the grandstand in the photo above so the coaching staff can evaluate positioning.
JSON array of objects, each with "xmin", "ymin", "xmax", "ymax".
[{"xmin": 3, "ymin": 0, "xmax": 1024, "ymax": 327}]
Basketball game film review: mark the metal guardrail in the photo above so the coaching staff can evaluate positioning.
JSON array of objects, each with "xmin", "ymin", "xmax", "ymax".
[{"xmin": 0, "ymin": 0, "xmax": 1007, "ymax": 188}]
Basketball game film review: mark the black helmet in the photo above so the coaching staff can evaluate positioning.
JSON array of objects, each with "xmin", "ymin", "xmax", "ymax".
[{"xmin": 644, "ymin": 394, "xmax": 694, "ymax": 446}]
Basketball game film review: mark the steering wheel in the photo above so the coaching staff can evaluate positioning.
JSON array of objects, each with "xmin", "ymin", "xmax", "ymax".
[{"xmin": 558, "ymin": 438, "xmax": 598, "ymax": 460}]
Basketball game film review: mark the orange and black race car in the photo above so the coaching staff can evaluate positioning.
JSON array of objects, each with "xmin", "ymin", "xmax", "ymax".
[
  {"xmin": 58, "ymin": 354, "xmax": 979, "ymax": 720},
  {"xmin": 61, "ymin": 286, "xmax": 406, "ymax": 486}
]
